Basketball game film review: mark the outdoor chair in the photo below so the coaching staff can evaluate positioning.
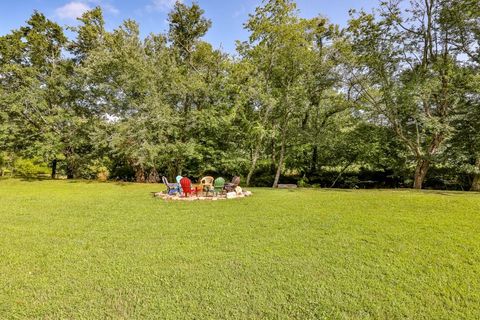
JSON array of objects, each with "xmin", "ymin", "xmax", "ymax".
[
  {"xmin": 213, "ymin": 177, "xmax": 225, "ymax": 196},
  {"xmin": 176, "ymin": 175, "xmax": 183, "ymax": 194},
  {"xmin": 200, "ymin": 176, "xmax": 215, "ymax": 196},
  {"xmin": 180, "ymin": 177, "xmax": 196, "ymax": 197},
  {"xmin": 162, "ymin": 176, "xmax": 178, "ymax": 195},
  {"xmin": 224, "ymin": 176, "xmax": 240, "ymax": 193}
]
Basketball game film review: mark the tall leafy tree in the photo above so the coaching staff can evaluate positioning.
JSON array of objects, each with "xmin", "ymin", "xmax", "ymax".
[
  {"xmin": 440, "ymin": 0, "xmax": 480, "ymax": 190},
  {"xmin": 242, "ymin": 0, "xmax": 320, "ymax": 187},
  {"xmin": 0, "ymin": 12, "xmax": 73, "ymax": 177},
  {"xmin": 82, "ymin": 19, "xmax": 175, "ymax": 182},
  {"xmin": 346, "ymin": 0, "xmax": 464, "ymax": 188},
  {"xmin": 1, "ymin": 0, "xmax": 479, "ymax": 191}
]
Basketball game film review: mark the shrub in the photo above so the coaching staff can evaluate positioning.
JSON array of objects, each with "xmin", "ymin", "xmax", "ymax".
[
  {"xmin": 13, "ymin": 158, "xmax": 50, "ymax": 177},
  {"xmin": 79, "ymin": 158, "xmax": 111, "ymax": 181},
  {"xmin": 297, "ymin": 178, "xmax": 310, "ymax": 188}
]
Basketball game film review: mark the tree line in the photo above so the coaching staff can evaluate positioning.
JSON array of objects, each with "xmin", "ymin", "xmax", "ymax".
[{"xmin": 0, "ymin": 0, "xmax": 479, "ymax": 190}]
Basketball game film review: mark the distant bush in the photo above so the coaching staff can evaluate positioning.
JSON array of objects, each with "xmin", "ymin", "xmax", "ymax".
[
  {"xmin": 297, "ymin": 178, "xmax": 310, "ymax": 187},
  {"xmin": 79, "ymin": 158, "xmax": 111, "ymax": 181},
  {"xmin": 13, "ymin": 158, "xmax": 50, "ymax": 177}
]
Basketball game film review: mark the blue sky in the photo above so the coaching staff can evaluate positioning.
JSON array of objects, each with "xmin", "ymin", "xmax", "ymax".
[{"xmin": 0, "ymin": 0, "xmax": 377, "ymax": 53}]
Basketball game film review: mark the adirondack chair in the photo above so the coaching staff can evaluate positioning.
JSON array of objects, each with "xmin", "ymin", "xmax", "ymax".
[
  {"xmin": 200, "ymin": 176, "xmax": 214, "ymax": 196},
  {"xmin": 213, "ymin": 177, "xmax": 225, "ymax": 196},
  {"xmin": 224, "ymin": 176, "xmax": 240, "ymax": 192},
  {"xmin": 176, "ymin": 175, "xmax": 183, "ymax": 194},
  {"xmin": 162, "ymin": 176, "xmax": 178, "ymax": 195},
  {"xmin": 180, "ymin": 177, "xmax": 196, "ymax": 197}
]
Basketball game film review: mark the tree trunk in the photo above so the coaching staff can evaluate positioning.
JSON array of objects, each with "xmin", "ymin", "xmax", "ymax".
[
  {"xmin": 310, "ymin": 145, "xmax": 318, "ymax": 175},
  {"xmin": 64, "ymin": 147, "xmax": 76, "ymax": 179},
  {"xmin": 147, "ymin": 167, "xmax": 160, "ymax": 183},
  {"xmin": 272, "ymin": 127, "xmax": 287, "ymax": 188},
  {"xmin": 134, "ymin": 165, "xmax": 145, "ymax": 183},
  {"xmin": 66, "ymin": 160, "xmax": 75, "ymax": 179},
  {"xmin": 330, "ymin": 161, "xmax": 353, "ymax": 188},
  {"xmin": 51, "ymin": 158, "xmax": 57, "ymax": 179},
  {"xmin": 66, "ymin": 170, "xmax": 74, "ymax": 179},
  {"xmin": 413, "ymin": 159, "xmax": 430, "ymax": 189},
  {"xmin": 246, "ymin": 144, "xmax": 260, "ymax": 187},
  {"xmin": 471, "ymin": 157, "xmax": 480, "ymax": 192},
  {"xmin": 270, "ymin": 134, "xmax": 276, "ymax": 173}
]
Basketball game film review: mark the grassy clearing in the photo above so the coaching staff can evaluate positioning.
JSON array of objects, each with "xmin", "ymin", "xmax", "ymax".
[{"xmin": 0, "ymin": 179, "xmax": 479, "ymax": 319}]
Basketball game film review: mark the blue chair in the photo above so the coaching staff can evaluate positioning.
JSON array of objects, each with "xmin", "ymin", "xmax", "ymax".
[
  {"xmin": 176, "ymin": 175, "xmax": 183, "ymax": 194},
  {"xmin": 162, "ymin": 176, "xmax": 178, "ymax": 195}
]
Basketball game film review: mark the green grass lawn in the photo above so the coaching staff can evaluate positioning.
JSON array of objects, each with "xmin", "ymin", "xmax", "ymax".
[{"xmin": 0, "ymin": 179, "xmax": 479, "ymax": 319}]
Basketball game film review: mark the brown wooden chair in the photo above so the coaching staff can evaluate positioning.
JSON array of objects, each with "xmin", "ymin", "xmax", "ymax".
[{"xmin": 224, "ymin": 176, "xmax": 240, "ymax": 193}]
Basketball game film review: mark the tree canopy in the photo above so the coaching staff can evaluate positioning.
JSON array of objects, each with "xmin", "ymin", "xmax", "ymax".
[{"xmin": 1, "ymin": 0, "xmax": 479, "ymax": 190}]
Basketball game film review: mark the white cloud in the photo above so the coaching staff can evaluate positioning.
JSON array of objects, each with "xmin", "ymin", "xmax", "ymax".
[
  {"xmin": 233, "ymin": 5, "xmax": 246, "ymax": 18},
  {"xmin": 146, "ymin": 0, "xmax": 182, "ymax": 13},
  {"xmin": 87, "ymin": 0, "xmax": 119, "ymax": 15},
  {"xmin": 55, "ymin": 1, "xmax": 119, "ymax": 20},
  {"xmin": 103, "ymin": 3, "xmax": 119, "ymax": 15},
  {"xmin": 55, "ymin": 1, "xmax": 91, "ymax": 20}
]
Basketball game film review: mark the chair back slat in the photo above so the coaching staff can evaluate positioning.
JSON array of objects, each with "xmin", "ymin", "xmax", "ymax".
[
  {"xmin": 162, "ymin": 176, "xmax": 169, "ymax": 185},
  {"xmin": 232, "ymin": 176, "xmax": 240, "ymax": 186},
  {"xmin": 201, "ymin": 176, "xmax": 214, "ymax": 187}
]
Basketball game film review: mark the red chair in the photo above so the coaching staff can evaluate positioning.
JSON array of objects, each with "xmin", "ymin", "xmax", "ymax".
[{"xmin": 180, "ymin": 177, "xmax": 195, "ymax": 197}]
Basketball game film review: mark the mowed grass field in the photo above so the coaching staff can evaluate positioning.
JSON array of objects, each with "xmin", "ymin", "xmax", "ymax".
[{"xmin": 0, "ymin": 179, "xmax": 479, "ymax": 319}]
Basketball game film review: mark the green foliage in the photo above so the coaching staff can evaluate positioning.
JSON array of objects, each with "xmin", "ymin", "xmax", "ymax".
[
  {"xmin": 68, "ymin": 7, "xmax": 105, "ymax": 62},
  {"xmin": 13, "ymin": 158, "xmax": 49, "ymax": 177},
  {"xmin": 344, "ymin": 0, "xmax": 474, "ymax": 189},
  {"xmin": 1, "ymin": 1, "xmax": 478, "ymax": 190},
  {"xmin": 168, "ymin": 1, "xmax": 211, "ymax": 62},
  {"xmin": 78, "ymin": 157, "xmax": 111, "ymax": 181}
]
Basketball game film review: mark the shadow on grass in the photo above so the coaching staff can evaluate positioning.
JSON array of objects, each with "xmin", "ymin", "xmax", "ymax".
[
  {"xmin": 66, "ymin": 179, "xmax": 98, "ymax": 184},
  {"xmin": 18, "ymin": 176, "xmax": 51, "ymax": 182},
  {"xmin": 426, "ymin": 190, "xmax": 475, "ymax": 196}
]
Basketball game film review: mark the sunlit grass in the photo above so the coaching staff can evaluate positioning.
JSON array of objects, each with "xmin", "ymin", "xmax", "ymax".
[{"xmin": 1, "ymin": 179, "xmax": 479, "ymax": 319}]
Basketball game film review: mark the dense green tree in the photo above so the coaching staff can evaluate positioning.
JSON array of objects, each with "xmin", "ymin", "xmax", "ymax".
[
  {"xmin": 0, "ymin": 12, "xmax": 71, "ymax": 177},
  {"xmin": 346, "ymin": 0, "xmax": 466, "ymax": 189},
  {"xmin": 440, "ymin": 0, "xmax": 480, "ymax": 190},
  {"xmin": 168, "ymin": 1, "xmax": 211, "ymax": 64},
  {"xmin": 242, "ymin": 0, "xmax": 320, "ymax": 187},
  {"xmin": 81, "ymin": 20, "xmax": 174, "ymax": 182},
  {"xmin": 1, "ymin": 0, "xmax": 478, "ymax": 191},
  {"xmin": 69, "ymin": 7, "xmax": 106, "ymax": 63}
]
